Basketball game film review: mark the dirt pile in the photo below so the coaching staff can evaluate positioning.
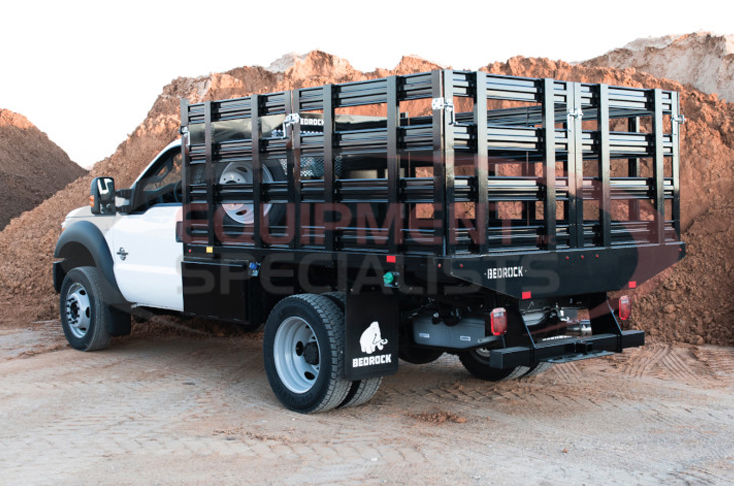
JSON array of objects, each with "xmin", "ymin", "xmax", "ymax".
[
  {"xmin": 0, "ymin": 109, "xmax": 87, "ymax": 230},
  {"xmin": 585, "ymin": 32, "xmax": 734, "ymax": 102},
  {"xmin": 0, "ymin": 51, "xmax": 732, "ymax": 346}
]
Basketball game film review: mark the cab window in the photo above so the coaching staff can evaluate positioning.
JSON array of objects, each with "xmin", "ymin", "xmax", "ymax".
[{"xmin": 132, "ymin": 148, "xmax": 182, "ymax": 211}]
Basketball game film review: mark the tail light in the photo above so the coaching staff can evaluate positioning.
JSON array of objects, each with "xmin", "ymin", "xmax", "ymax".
[
  {"xmin": 490, "ymin": 307, "xmax": 508, "ymax": 335},
  {"xmin": 618, "ymin": 295, "xmax": 631, "ymax": 321}
]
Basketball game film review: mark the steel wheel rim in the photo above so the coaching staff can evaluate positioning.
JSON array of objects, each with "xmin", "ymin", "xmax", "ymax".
[
  {"xmin": 220, "ymin": 161, "xmax": 274, "ymax": 225},
  {"xmin": 273, "ymin": 316, "xmax": 321, "ymax": 394},
  {"xmin": 65, "ymin": 282, "xmax": 91, "ymax": 339}
]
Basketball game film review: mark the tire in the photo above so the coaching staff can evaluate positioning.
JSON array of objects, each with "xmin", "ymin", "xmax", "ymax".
[
  {"xmin": 321, "ymin": 291, "xmax": 382, "ymax": 408},
  {"xmin": 263, "ymin": 294, "xmax": 351, "ymax": 413},
  {"xmin": 321, "ymin": 291, "xmax": 346, "ymax": 309},
  {"xmin": 59, "ymin": 266, "xmax": 114, "ymax": 351},
  {"xmin": 219, "ymin": 159, "xmax": 286, "ymax": 227},
  {"xmin": 339, "ymin": 377, "xmax": 383, "ymax": 408},
  {"xmin": 522, "ymin": 361, "xmax": 552, "ymax": 378},
  {"xmin": 458, "ymin": 348, "xmax": 530, "ymax": 382}
]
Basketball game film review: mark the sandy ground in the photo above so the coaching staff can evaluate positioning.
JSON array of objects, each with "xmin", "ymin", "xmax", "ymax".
[{"xmin": 1, "ymin": 325, "xmax": 734, "ymax": 485}]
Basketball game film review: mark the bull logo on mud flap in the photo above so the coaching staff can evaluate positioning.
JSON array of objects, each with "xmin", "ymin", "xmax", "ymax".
[{"xmin": 353, "ymin": 321, "xmax": 391, "ymax": 369}]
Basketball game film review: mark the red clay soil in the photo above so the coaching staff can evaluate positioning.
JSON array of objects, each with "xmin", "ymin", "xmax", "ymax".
[
  {"xmin": 0, "ymin": 109, "xmax": 86, "ymax": 230},
  {"xmin": 0, "ymin": 52, "xmax": 731, "ymax": 346}
]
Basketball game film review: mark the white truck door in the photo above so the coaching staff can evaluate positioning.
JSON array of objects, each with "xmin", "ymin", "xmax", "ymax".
[{"xmin": 112, "ymin": 204, "xmax": 183, "ymax": 311}]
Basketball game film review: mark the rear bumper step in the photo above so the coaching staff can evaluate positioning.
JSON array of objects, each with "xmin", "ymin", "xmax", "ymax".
[{"xmin": 489, "ymin": 330, "xmax": 644, "ymax": 369}]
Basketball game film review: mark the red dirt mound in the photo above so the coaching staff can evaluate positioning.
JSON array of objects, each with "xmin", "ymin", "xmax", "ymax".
[{"xmin": 0, "ymin": 109, "xmax": 87, "ymax": 230}]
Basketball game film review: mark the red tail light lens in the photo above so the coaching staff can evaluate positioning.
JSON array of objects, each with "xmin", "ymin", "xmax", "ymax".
[
  {"xmin": 618, "ymin": 295, "xmax": 631, "ymax": 321},
  {"xmin": 490, "ymin": 307, "xmax": 508, "ymax": 335}
]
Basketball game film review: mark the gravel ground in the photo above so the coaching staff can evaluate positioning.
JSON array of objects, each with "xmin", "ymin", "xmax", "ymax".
[{"xmin": 1, "ymin": 325, "xmax": 733, "ymax": 485}]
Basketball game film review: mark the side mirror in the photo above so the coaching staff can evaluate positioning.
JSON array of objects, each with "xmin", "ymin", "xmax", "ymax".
[{"xmin": 90, "ymin": 177, "xmax": 116, "ymax": 215}]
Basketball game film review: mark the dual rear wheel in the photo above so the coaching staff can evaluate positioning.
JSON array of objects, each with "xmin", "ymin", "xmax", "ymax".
[{"xmin": 263, "ymin": 293, "xmax": 382, "ymax": 413}]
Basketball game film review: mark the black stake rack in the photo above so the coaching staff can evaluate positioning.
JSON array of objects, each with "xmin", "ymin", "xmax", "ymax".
[{"xmin": 179, "ymin": 70, "xmax": 684, "ymax": 297}]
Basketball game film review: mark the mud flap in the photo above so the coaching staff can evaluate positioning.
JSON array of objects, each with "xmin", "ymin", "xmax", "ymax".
[
  {"xmin": 344, "ymin": 290, "xmax": 399, "ymax": 381},
  {"xmin": 109, "ymin": 307, "xmax": 132, "ymax": 337}
]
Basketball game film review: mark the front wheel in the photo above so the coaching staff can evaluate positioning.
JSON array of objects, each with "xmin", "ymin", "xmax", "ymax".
[
  {"xmin": 60, "ymin": 266, "xmax": 115, "ymax": 351},
  {"xmin": 263, "ymin": 294, "xmax": 351, "ymax": 413}
]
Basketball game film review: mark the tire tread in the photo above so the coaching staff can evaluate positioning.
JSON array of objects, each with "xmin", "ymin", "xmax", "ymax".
[
  {"xmin": 339, "ymin": 377, "xmax": 383, "ymax": 408},
  {"xmin": 458, "ymin": 349, "xmax": 529, "ymax": 382}
]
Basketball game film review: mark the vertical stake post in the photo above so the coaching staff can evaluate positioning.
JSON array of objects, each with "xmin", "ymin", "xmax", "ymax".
[
  {"xmin": 542, "ymin": 78, "xmax": 557, "ymax": 251},
  {"xmin": 251, "ymin": 95, "xmax": 262, "ymax": 248},
  {"xmin": 671, "ymin": 91, "xmax": 682, "ymax": 240},
  {"xmin": 386, "ymin": 76, "xmax": 400, "ymax": 255},
  {"xmin": 652, "ymin": 89, "xmax": 665, "ymax": 244},
  {"xmin": 323, "ymin": 84, "xmax": 335, "ymax": 252},
  {"xmin": 475, "ymin": 72, "xmax": 489, "ymax": 254},
  {"xmin": 431, "ymin": 70, "xmax": 446, "ymax": 256},
  {"xmin": 598, "ymin": 84, "xmax": 612, "ymax": 248},
  {"xmin": 204, "ymin": 101, "xmax": 215, "ymax": 247}
]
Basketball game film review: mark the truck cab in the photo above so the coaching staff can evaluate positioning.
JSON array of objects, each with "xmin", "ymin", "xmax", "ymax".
[{"xmin": 55, "ymin": 140, "xmax": 185, "ymax": 313}]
